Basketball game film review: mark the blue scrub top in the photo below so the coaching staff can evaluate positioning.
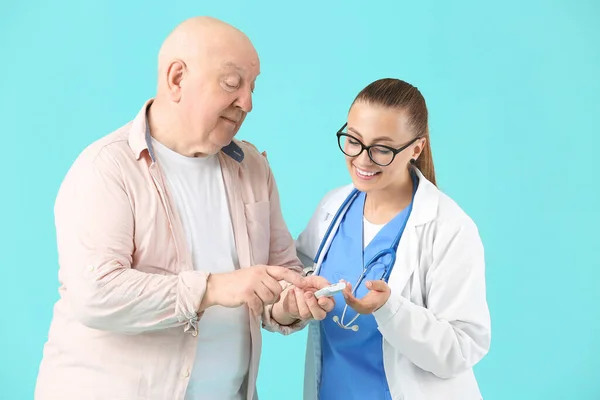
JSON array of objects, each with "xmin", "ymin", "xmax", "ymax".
[{"xmin": 317, "ymin": 190, "xmax": 412, "ymax": 400}]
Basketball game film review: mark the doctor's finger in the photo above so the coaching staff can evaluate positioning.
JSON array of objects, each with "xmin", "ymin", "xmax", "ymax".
[
  {"xmin": 305, "ymin": 292, "xmax": 327, "ymax": 320},
  {"xmin": 342, "ymin": 282, "xmax": 356, "ymax": 302},
  {"xmin": 366, "ymin": 280, "xmax": 389, "ymax": 293},
  {"xmin": 361, "ymin": 291, "xmax": 388, "ymax": 312},
  {"xmin": 342, "ymin": 281, "xmax": 352, "ymax": 294},
  {"xmin": 342, "ymin": 288, "xmax": 360, "ymax": 308},
  {"xmin": 343, "ymin": 288, "xmax": 371, "ymax": 313}
]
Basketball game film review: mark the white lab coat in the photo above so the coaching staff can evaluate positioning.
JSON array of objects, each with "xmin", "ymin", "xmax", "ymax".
[{"xmin": 295, "ymin": 169, "xmax": 491, "ymax": 400}]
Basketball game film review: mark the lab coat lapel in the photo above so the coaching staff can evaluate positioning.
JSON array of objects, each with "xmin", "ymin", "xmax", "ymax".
[
  {"xmin": 387, "ymin": 225, "xmax": 419, "ymax": 292},
  {"xmin": 387, "ymin": 169, "xmax": 439, "ymax": 289}
]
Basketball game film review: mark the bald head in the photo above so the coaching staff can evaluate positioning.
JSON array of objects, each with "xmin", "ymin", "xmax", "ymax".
[
  {"xmin": 157, "ymin": 16, "xmax": 258, "ymax": 93},
  {"xmin": 148, "ymin": 16, "xmax": 260, "ymax": 157}
]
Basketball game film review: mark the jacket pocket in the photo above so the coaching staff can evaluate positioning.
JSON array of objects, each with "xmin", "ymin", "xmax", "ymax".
[{"xmin": 244, "ymin": 201, "xmax": 271, "ymax": 265}]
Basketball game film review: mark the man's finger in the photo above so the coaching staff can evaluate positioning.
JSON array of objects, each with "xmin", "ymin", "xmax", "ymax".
[
  {"xmin": 305, "ymin": 292, "xmax": 326, "ymax": 320},
  {"xmin": 285, "ymin": 288, "xmax": 299, "ymax": 317},
  {"xmin": 248, "ymin": 294, "xmax": 263, "ymax": 317},
  {"xmin": 318, "ymin": 297, "xmax": 335, "ymax": 313},
  {"xmin": 255, "ymin": 283, "xmax": 276, "ymax": 304},
  {"xmin": 295, "ymin": 287, "xmax": 311, "ymax": 319},
  {"xmin": 366, "ymin": 280, "xmax": 388, "ymax": 292},
  {"xmin": 266, "ymin": 266, "xmax": 306, "ymax": 288},
  {"xmin": 304, "ymin": 275, "xmax": 331, "ymax": 290},
  {"xmin": 262, "ymin": 277, "xmax": 284, "ymax": 299}
]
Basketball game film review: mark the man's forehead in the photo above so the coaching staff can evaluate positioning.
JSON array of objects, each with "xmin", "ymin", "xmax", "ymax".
[{"xmin": 221, "ymin": 60, "xmax": 260, "ymax": 77}]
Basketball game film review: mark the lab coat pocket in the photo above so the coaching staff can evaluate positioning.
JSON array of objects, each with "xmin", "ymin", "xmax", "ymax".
[{"xmin": 244, "ymin": 201, "xmax": 271, "ymax": 265}]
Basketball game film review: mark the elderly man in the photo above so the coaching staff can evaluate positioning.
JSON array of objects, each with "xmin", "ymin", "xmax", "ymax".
[{"xmin": 35, "ymin": 16, "xmax": 332, "ymax": 400}]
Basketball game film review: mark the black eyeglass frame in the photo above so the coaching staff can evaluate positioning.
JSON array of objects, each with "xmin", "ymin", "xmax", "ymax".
[{"xmin": 336, "ymin": 123, "xmax": 421, "ymax": 167}]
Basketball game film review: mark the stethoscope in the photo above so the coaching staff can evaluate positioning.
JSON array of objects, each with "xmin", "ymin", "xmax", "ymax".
[{"xmin": 311, "ymin": 174, "xmax": 417, "ymax": 332}]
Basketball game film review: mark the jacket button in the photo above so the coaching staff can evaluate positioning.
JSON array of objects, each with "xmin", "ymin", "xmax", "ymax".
[
  {"xmin": 192, "ymin": 331, "xmax": 198, "ymax": 337},
  {"xmin": 183, "ymin": 370, "xmax": 190, "ymax": 378}
]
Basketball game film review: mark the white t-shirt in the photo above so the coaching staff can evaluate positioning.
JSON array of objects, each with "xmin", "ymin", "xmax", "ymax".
[
  {"xmin": 152, "ymin": 138, "xmax": 250, "ymax": 400},
  {"xmin": 363, "ymin": 217, "xmax": 385, "ymax": 249}
]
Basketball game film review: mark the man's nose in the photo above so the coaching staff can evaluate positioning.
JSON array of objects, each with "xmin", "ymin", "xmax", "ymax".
[{"xmin": 235, "ymin": 88, "xmax": 253, "ymax": 113}]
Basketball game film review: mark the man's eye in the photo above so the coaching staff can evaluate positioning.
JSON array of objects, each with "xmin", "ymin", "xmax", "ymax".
[{"xmin": 222, "ymin": 78, "xmax": 240, "ymax": 91}]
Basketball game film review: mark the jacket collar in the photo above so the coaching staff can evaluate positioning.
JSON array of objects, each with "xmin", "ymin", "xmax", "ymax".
[{"xmin": 128, "ymin": 99, "xmax": 244, "ymax": 163}]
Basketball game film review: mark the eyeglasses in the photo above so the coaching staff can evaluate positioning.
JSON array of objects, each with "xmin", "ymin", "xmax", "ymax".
[{"xmin": 336, "ymin": 123, "xmax": 420, "ymax": 167}]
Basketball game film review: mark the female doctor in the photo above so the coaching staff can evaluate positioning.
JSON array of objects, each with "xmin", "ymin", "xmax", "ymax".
[{"xmin": 275, "ymin": 78, "xmax": 491, "ymax": 400}]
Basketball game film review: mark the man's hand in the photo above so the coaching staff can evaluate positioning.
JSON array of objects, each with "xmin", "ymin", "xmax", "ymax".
[
  {"xmin": 271, "ymin": 275, "xmax": 335, "ymax": 325},
  {"xmin": 200, "ymin": 266, "xmax": 306, "ymax": 317},
  {"xmin": 342, "ymin": 280, "xmax": 391, "ymax": 314}
]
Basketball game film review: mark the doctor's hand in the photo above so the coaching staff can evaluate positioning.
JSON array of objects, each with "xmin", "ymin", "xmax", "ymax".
[
  {"xmin": 271, "ymin": 275, "xmax": 335, "ymax": 325},
  {"xmin": 200, "ymin": 265, "xmax": 306, "ymax": 317},
  {"xmin": 342, "ymin": 280, "xmax": 391, "ymax": 315}
]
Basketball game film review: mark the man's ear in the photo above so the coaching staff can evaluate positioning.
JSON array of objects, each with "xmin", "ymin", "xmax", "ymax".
[{"xmin": 166, "ymin": 59, "xmax": 186, "ymax": 102}]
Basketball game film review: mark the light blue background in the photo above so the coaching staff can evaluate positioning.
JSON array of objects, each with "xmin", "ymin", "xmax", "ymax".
[{"xmin": 1, "ymin": 1, "xmax": 599, "ymax": 399}]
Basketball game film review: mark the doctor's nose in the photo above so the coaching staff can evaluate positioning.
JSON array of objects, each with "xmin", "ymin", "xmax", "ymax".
[{"xmin": 355, "ymin": 149, "xmax": 374, "ymax": 166}]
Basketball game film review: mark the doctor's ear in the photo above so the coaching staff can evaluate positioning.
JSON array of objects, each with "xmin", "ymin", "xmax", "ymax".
[{"xmin": 410, "ymin": 138, "xmax": 426, "ymax": 161}]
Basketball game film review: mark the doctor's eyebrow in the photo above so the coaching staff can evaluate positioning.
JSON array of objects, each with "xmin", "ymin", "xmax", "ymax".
[{"xmin": 348, "ymin": 127, "xmax": 395, "ymax": 144}]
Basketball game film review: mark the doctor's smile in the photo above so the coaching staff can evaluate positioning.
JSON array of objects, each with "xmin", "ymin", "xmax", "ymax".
[{"xmin": 353, "ymin": 164, "xmax": 382, "ymax": 180}]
